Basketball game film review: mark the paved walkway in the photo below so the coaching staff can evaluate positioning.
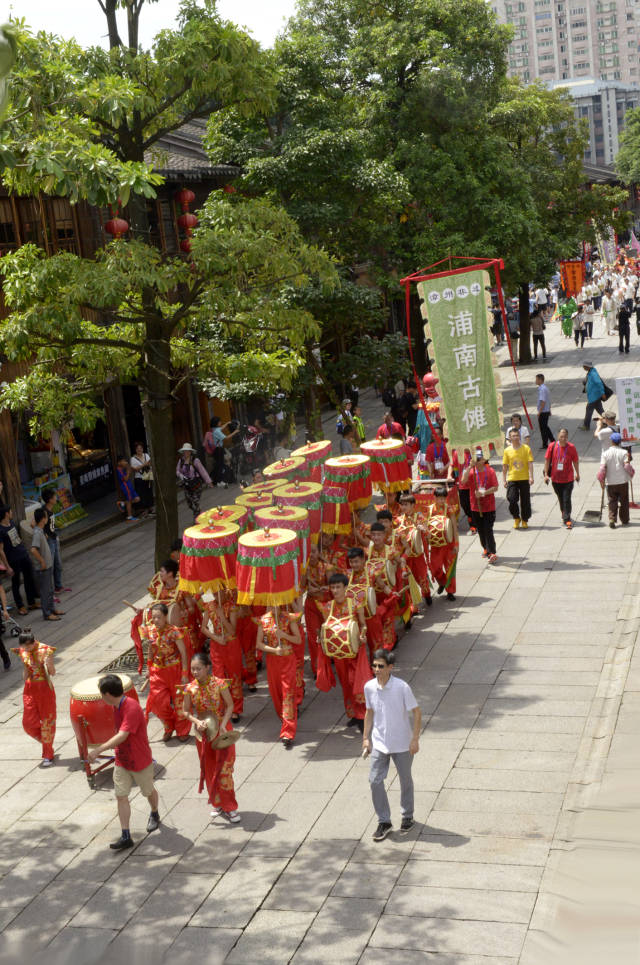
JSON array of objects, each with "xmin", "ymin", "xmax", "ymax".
[{"xmin": 1, "ymin": 320, "xmax": 639, "ymax": 964}]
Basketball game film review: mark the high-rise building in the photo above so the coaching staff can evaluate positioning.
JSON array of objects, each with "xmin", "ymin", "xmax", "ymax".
[
  {"xmin": 551, "ymin": 77, "xmax": 640, "ymax": 164},
  {"xmin": 491, "ymin": 0, "xmax": 640, "ymax": 85}
]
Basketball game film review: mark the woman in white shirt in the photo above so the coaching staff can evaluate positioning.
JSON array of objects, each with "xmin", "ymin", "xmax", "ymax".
[
  {"xmin": 130, "ymin": 442, "xmax": 154, "ymax": 514},
  {"xmin": 505, "ymin": 414, "xmax": 530, "ymax": 448}
]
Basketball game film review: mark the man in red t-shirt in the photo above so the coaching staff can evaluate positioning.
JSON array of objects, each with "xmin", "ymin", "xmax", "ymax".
[
  {"xmin": 462, "ymin": 449, "xmax": 499, "ymax": 563},
  {"xmin": 424, "ymin": 430, "xmax": 450, "ymax": 479},
  {"xmin": 543, "ymin": 428, "xmax": 579, "ymax": 529},
  {"xmin": 376, "ymin": 412, "xmax": 406, "ymax": 440},
  {"xmin": 89, "ymin": 674, "xmax": 160, "ymax": 851}
]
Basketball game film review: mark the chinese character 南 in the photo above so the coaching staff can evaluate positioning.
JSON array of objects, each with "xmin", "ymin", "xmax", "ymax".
[
  {"xmin": 448, "ymin": 310, "xmax": 474, "ymax": 338},
  {"xmin": 453, "ymin": 344, "xmax": 477, "ymax": 369},
  {"xmin": 462, "ymin": 406, "xmax": 488, "ymax": 432},
  {"xmin": 458, "ymin": 375, "xmax": 481, "ymax": 401}
]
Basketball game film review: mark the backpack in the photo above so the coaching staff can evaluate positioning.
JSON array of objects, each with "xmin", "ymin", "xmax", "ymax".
[{"xmin": 336, "ymin": 417, "xmax": 344, "ymax": 436}]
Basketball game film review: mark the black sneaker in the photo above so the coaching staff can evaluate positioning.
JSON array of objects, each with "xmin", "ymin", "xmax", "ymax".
[
  {"xmin": 400, "ymin": 817, "xmax": 414, "ymax": 833},
  {"xmin": 110, "ymin": 835, "xmax": 134, "ymax": 851},
  {"xmin": 372, "ymin": 822, "xmax": 393, "ymax": 842},
  {"xmin": 346, "ymin": 717, "xmax": 359, "ymax": 728},
  {"xmin": 446, "ymin": 592, "xmax": 456, "ymax": 601},
  {"xmin": 281, "ymin": 737, "xmax": 293, "ymax": 749},
  {"xmin": 146, "ymin": 812, "xmax": 160, "ymax": 833},
  {"xmin": 355, "ymin": 719, "xmax": 364, "ymax": 734},
  {"xmin": 424, "ymin": 595, "xmax": 433, "ymax": 607},
  {"xmin": 437, "ymin": 584, "xmax": 445, "ymax": 595}
]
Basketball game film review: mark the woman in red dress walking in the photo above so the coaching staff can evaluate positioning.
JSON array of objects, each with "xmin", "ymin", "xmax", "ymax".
[
  {"xmin": 11, "ymin": 628, "xmax": 56, "ymax": 766},
  {"xmin": 182, "ymin": 650, "xmax": 240, "ymax": 823},
  {"xmin": 256, "ymin": 607, "xmax": 302, "ymax": 748}
]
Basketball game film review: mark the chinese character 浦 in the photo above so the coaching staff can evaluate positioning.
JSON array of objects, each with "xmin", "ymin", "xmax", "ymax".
[
  {"xmin": 448, "ymin": 310, "xmax": 474, "ymax": 337},
  {"xmin": 458, "ymin": 375, "xmax": 481, "ymax": 401},
  {"xmin": 453, "ymin": 344, "xmax": 477, "ymax": 369},
  {"xmin": 462, "ymin": 406, "xmax": 488, "ymax": 432}
]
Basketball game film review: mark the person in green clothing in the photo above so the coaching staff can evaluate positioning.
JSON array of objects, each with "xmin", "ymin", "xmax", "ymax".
[
  {"xmin": 352, "ymin": 405, "xmax": 366, "ymax": 445},
  {"xmin": 559, "ymin": 297, "xmax": 576, "ymax": 338}
]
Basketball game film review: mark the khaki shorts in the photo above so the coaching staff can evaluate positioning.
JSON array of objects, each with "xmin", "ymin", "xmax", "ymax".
[{"xmin": 114, "ymin": 762, "xmax": 155, "ymax": 799}]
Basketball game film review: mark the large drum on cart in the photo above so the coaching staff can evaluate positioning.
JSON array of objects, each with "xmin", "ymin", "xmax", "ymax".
[{"xmin": 70, "ymin": 673, "xmax": 139, "ymax": 788}]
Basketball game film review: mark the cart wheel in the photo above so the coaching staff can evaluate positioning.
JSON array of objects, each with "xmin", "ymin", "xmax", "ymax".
[
  {"xmin": 88, "ymin": 776, "xmax": 96, "ymax": 790},
  {"xmin": 10, "ymin": 626, "xmax": 20, "ymax": 637}
]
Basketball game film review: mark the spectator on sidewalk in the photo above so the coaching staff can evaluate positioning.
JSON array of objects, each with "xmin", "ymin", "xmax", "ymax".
[
  {"xmin": 535, "ymin": 374, "xmax": 555, "ymax": 450},
  {"xmin": 363, "ymin": 649, "xmax": 421, "ymax": 842},
  {"xmin": 0, "ymin": 505, "xmax": 38, "ymax": 615},
  {"xmin": 116, "ymin": 458, "xmax": 141, "ymax": 521},
  {"xmin": 30, "ymin": 509, "xmax": 64, "ymax": 622},
  {"xmin": 203, "ymin": 418, "xmax": 239, "ymax": 486},
  {"xmin": 599, "ymin": 432, "xmax": 631, "ymax": 529},
  {"xmin": 352, "ymin": 405, "xmax": 366, "ymax": 446},
  {"xmin": 177, "ymin": 443, "xmax": 213, "ymax": 520},
  {"xmin": 505, "ymin": 413, "xmax": 530, "ymax": 448},
  {"xmin": 130, "ymin": 443, "xmax": 154, "ymax": 516},
  {"xmin": 502, "ymin": 429, "xmax": 534, "ymax": 529},
  {"xmin": 543, "ymin": 428, "xmax": 580, "ymax": 529},
  {"xmin": 581, "ymin": 363, "xmax": 605, "ymax": 429},
  {"xmin": 340, "ymin": 425, "xmax": 356, "ymax": 455},
  {"xmin": 40, "ymin": 489, "xmax": 71, "ymax": 594},
  {"xmin": 531, "ymin": 310, "xmax": 547, "ymax": 361},
  {"xmin": 594, "ymin": 411, "xmax": 617, "ymax": 452}
]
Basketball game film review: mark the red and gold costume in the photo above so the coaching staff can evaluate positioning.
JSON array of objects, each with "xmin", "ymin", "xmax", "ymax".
[
  {"xmin": 204, "ymin": 598, "xmax": 244, "ymax": 715},
  {"xmin": 140, "ymin": 624, "xmax": 190, "ymax": 737},
  {"xmin": 318, "ymin": 598, "xmax": 371, "ymax": 720},
  {"xmin": 130, "ymin": 573, "xmax": 182, "ymax": 675},
  {"xmin": 366, "ymin": 544, "xmax": 398, "ymax": 650},
  {"xmin": 184, "ymin": 674, "xmax": 238, "ymax": 813},
  {"xmin": 237, "ymin": 604, "xmax": 259, "ymax": 688},
  {"xmin": 302, "ymin": 556, "xmax": 330, "ymax": 676},
  {"xmin": 261, "ymin": 610, "xmax": 299, "ymax": 741},
  {"xmin": 396, "ymin": 511, "xmax": 431, "ymax": 601},
  {"xmin": 347, "ymin": 570, "xmax": 383, "ymax": 657},
  {"xmin": 427, "ymin": 504, "xmax": 458, "ymax": 594},
  {"xmin": 12, "ymin": 642, "xmax": 56, "ymax": 759}
]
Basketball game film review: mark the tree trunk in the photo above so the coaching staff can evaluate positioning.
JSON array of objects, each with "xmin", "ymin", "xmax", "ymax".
[
  {"xmin": 104, "ymin": 0, "xmax": 123, "ymax": 48},
  {"xmin": 142, "ymin": 322, "xmax": 178, "ymax": 569},
  {"xmin": 518, "ymin": 281, "xmax": 532, "ymax": 365},
  {"xmin": 0, "ymin": 408, "xmax": 24, "ymax": 521}
]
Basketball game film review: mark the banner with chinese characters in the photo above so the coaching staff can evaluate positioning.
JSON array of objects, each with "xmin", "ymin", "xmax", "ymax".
[
  {"xmin": 616, "ymin": 377, "xmax": 640, "ymax": 442},
  {"xmin": 559, "ymin": 260, "xmax": 584, "ymax": 298},
  {"xmin": 417, "ymin": 270, "xmax": 502, "ymax": 456}
]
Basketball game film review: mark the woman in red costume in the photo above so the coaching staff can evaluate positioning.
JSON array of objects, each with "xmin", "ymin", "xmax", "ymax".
[
  {"xmin": 200, "ymin": 590, "xmax": 243, "ymax": 721},
  {"xmin": 256, "ymin": 607, "xmax": 302, "ymax": 748},
  {"xmin": 301, "ymin": 541, "xmax": 329, "ymax": 677},
  {"xmin": 182, "ymin": 649, "xmax": 240, "ymax": 823},
  {"xmin": 141, "ymin": 602, "xmax": 191, "ymax": 741},
  {"xmin": 11, "ymin": 628, "xmax": 56, "ymax": 765}
]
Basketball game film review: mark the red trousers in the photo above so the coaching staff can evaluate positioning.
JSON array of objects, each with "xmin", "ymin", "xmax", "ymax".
[
  {"xmin": 429, "ymin": 545, "xmax": 457, "ymax": 594},
  {"xmin": 196, "ymin": 736, "xmax": 238, "ymax": 812},
  {"xmin": 304, "ymin": 596, "xmax": 323, "ymax": 676},
  {"xmin": 292, "ymin": 640, "xmax": 305, "ymax": 705},
  {"xmin": 23, "ymin": 679, "xmax": 56, "ymax": 758},
  {"xmin": 266, "ymin": 650, "xmax": 298, "ymax": 740},
  {"xmin": 237, "ymin": 614, "xmax": 258, "ymax": 687},
  {"xmin": 406, "ymin": 553, "xmax": 431, "ymax": 598},
  {"xmin": 146, "ymin": 663, "xmax": 191, "ymax": 737},
  {"xmin": 210, "ymin": 637, "xmax": 244, "ymax": 714},
  {"xmin": 333, "ymin": 645, "xmax": 371, "ymax": 719},
  {"xmin": 375, "ymin": 593, "xmax": 397, "ymax": 651},
  {"xmin": 365, "ymin": 612, "xmax": 383, "ymax": 659}
]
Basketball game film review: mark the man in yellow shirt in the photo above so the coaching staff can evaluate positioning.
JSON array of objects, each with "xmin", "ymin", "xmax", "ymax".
[{"xmin": 502, "ymin": 428, "xmax": 534, "ymax": 529}]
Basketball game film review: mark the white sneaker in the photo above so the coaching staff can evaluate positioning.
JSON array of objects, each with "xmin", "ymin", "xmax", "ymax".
[
  {"xmin": 210, "ymin": 807, "xmax": 222, "ymax": 817},
  {"xmin": 225, "ymin": 810, "xmax": 241, "ymax": 823},
  {"xmin": 40, "ymin": 758, "xmax": 54, "ymax": 768}
]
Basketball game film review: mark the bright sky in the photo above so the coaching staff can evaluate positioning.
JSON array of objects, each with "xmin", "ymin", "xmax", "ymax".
[{"xmin": 3, "ymin": 0, "xmax": 297, "ymax": 49}]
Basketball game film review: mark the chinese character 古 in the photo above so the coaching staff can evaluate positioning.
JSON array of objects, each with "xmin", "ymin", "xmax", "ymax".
[
  {"xmin": 448, "ymin": 310, "xmax": 474, "ymax": 337},
  {"xmin": 458, "ymin": 375, "xmax": 481, "ymax": 400},
  {"xmin": 453, "ymin": 344, "xmax": 477, "ymax": 369},
  {"xmin": 462, "ymin": 406, "xmax": 488, "ymax": 432}
]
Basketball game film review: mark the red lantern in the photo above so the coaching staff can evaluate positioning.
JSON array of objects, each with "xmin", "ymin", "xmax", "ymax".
[
  {"xmin": 105, "ymin": 217, "xmax": 129, "ymax": 239},
  {"xmin": 180, "ymin": 238, "xmax": 192, "ymax": 253},
  {"xmin": 178, "ymin": 212, "xmax": 198, "ymax": 231},
  {"xmin": 174, "ymin": 188, "xmax": 195, "ymax": 211},
  {"xmin": 222, "ymin": 184, "xmax": 236, "ymax": 194}
]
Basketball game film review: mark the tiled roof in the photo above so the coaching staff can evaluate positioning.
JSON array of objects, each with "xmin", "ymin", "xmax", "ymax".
[{"xmin": 148, "ymin": 119, "xmax": 241, "ymax": 183}]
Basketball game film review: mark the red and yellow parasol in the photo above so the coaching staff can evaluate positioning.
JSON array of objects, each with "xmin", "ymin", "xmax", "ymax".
[
  {"xmin": 360, "ymin": 439, "xmax": 411, "ymax": 494},
  {"xmin": 236, "ymin": 527, "xmax": 301, "ymax": 606},
  {"xmin": 324, "ymin": 454, "xmax": 372, "ymax": 511},
  {"xmin": 291, "ymin": 440, "xmax": 332, "ymax": 483},
  {"xmin": 179, "ymin": 521, "xmax": 239, "ymax": 594}
]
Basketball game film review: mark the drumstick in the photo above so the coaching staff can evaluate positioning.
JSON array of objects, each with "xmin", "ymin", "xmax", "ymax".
[{"xmin": 138, "ymin": 675, "xmax": 149, "ymax": 693}]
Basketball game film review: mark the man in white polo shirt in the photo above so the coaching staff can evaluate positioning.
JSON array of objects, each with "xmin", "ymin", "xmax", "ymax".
[{"xmin": 363, "ymin": 649, "xmax": 421, "ymax": 841}]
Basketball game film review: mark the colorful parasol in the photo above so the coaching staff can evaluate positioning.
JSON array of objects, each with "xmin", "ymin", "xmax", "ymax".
[
  {"xmin": 254, "ymin": 504, "xmax": 311, "ymax": 569},
  {"xmin": 196, "ymin": 504, "xmax": 249, "ymax": 533},
  {"xmin": 272, "ymin": 480, "xmax": 323, "ymax": 545},
  {"xmin": 262, "ymin": 455, "xmax": 307, "ymax": 484},
  {"xmin": 179, "ymin": 521, "xmax": 239, "ymax": 594},
  {"xmin": 324, "ymin": 454, "xmax": 372, "ymax": 511},
  {"xmin": 291, "ymin": 440, "xmax": 332, "ymax": 483},
  {"xmin": 360, "ymin": 439, "xmax": 411, "ymax": 494},
  {"xmin": 236, "ymin": 527, "xmax": 301, "ymax": 606}
]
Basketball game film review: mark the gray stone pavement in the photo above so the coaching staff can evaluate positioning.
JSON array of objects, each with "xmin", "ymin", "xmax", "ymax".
[{"xmin": 1, "ymin": 320, "xmax": 639, "ymax": 963}]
